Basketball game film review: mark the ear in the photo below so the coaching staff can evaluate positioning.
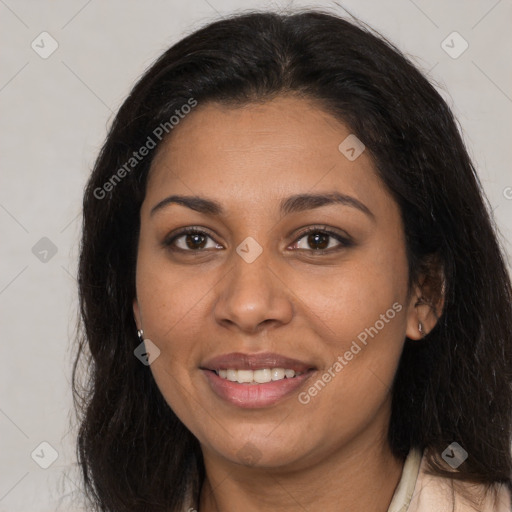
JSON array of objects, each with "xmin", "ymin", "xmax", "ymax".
[
  {"xmin": 133, "ymin": 298, "xmax": 142, "ymax": 331},
  {"xmin": 405, "ymin": 258, "xmax": 445, "ymax": 340}
]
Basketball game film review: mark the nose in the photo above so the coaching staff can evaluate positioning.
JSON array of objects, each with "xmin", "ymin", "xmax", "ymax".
[{"xmin": 213, "ymin": 249, "xmax": 294, "ymax": 334}]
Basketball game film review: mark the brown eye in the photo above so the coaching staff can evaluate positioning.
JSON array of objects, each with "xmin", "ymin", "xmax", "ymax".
[
  {"xmin": 164, "ymin": 228, "xmax": 221, "ymax": 252},
  {"xmin": 182, "ymin": 232, "xmax": 208, "ymax": 250},
  {"xmin": 304, "ymin": 232, "xmax": 330, "ymax": 250},
  {"xmin": 291, "ymin": 227, "xmax": 353, "ymax": 253}
]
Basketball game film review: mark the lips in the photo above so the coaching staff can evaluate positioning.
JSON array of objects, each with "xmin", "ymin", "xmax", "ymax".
[
  {"xmin": 201, "ymin": 352, "xmax": 315, "ymax": 373},
  {"xmin": 200, "ymin": 352, "xmax": 317, "ymax": 408}
]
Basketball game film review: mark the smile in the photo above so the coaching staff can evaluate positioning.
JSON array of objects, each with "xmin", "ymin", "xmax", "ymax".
[
  {"xmin": 200, "ymin": 351, "xmax": 317, "ymax": 408},
  {"xmin": 202, "ymin": 368, "xmax": 316, "ymax": 408}
]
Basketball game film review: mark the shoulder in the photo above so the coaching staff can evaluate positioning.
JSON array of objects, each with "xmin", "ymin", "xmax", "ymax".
[{"xmin": 407, "ymin": 448, "xmax": 512, "ymax": 512}]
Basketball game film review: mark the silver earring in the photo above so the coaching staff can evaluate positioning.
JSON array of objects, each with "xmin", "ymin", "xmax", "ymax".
[
  {"xmin": 137, "ymin": 329, "xmax": 144, "ymax": 341},
  {"xmin": 418, "ymin": 322, "xmax": 425, "ymax": 337}
]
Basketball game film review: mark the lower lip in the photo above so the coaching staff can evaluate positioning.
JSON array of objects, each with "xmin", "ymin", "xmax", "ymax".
[{"xmin": 201, "ymin": 369, "xmax": 315, "ymax": 408}]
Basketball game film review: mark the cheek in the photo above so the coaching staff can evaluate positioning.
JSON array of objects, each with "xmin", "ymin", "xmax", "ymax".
[
  {"xmin": 135, "ymin": 263, "xmax": 209, "ymax": 427},
  {"xmin": 135, "ymin": 256, "xmax": 217, "ymax": 350},
  {"xmin": 293, "ymin": 243, "xmax": 409, "ymax": 355},
  {"xmin": 289, "ymin": 242, "xmax": 408, "ymax": 410},
  {"xmin": 297, "ymin": 317, "xmax": 405, "ymax": 447},
  {"xmin": 297, "ymin": 267, "xmax": 407, "ymax": 389}
]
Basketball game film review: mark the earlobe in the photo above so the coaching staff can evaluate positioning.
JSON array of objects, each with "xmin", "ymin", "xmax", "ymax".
[
  {"xmin": 405, "ymin": 277, "xmax": 445, "ymax": 340},
  {"xmin": 405, "ymin": 288, "xmax": 427, "ymax": 341}
]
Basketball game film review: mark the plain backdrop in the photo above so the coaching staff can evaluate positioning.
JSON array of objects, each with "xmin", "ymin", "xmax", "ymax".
[{"xmin": 1, "ymin": 0, "xmax": 511, "ymax": 510}]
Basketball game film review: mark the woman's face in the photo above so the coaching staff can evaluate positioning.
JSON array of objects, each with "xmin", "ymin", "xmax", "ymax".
[{"xmin": 133, "ymin": 95, "xmax": 423, "ymax": 470}]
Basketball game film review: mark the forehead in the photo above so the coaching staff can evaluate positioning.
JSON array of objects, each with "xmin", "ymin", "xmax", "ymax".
[{"xmin": 144, "ymin": 95, "xmax": 394, "ymax": 220}]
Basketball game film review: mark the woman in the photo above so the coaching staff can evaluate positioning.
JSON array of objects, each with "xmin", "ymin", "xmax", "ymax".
[{"xmin": 73, "ymin": 8, "xmax": 512, "ymax": 512}]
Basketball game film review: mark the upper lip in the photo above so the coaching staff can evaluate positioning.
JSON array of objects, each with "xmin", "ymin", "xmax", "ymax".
[{"xmin": 201, "ymin": 352, "xmax": 316, "ymax": 372}]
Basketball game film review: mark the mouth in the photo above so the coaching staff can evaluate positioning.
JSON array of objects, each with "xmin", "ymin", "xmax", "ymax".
[{"xmin": 200, "ymin": 352, "xmax": 317, "ymax": 408}]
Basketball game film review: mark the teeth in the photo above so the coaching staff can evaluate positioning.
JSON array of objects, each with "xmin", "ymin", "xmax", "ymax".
[
  {"xmin": 226, "ymin": 369, "xmax": 237, "ymax": 382},
  {"xmin": 237, "ymin": 370, "xmax": 253, "ymax": 383},
  {"xmin": 215, "ymin": 368, "xmax": 303, "ymax": 383},
  {"xmin": 254, "ymin": 369, "xmax": 271, "ymax": 383},
  {"xmin": 271, "ymin": 368, "xmax": 285, "ymax": 381}
]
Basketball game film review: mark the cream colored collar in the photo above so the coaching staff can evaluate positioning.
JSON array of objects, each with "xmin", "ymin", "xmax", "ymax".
[{"xmin": 387, "ymin": 447, "xmax": 423, "ymax": 512}]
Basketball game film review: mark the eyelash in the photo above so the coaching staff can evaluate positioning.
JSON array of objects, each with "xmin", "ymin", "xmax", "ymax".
[{"xmin": 163, "ymin": 225, "xmax": 353, "ymax": 255}]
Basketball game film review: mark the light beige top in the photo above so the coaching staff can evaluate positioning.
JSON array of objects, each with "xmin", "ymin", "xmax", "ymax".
[
  {"xmin": 182, "ymin": 447, "xmax": 512, "ymax": 511},
  {"xmin": 394, "ymin": 448, "xmax": 512, "ymax": 512}
]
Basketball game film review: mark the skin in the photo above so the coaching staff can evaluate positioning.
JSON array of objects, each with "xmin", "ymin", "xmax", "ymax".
[{"xmin": 133, "ymin": 95, "xmax": 441, "ymax": 512}]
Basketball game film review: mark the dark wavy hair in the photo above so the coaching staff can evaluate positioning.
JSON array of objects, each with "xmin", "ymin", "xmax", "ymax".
[{"xmin": 72, "ymin": 8, "xmax": 512, "ymax": 511}]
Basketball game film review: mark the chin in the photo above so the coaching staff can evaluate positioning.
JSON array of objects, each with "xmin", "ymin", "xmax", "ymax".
[{"xmin": 212, "ymin": 431, "xmax": 311, "ymax": 469}]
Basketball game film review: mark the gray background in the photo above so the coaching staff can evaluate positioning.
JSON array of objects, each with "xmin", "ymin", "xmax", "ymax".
[{"xmin": 1, "ymin": 0, "xmax": 511, "ymax": 510}]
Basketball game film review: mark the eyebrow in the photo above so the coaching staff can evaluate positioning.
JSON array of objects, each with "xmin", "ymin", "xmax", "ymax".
[{"xmin": 150, "ymin": 192, "xmax": 375, "ymax": 220}]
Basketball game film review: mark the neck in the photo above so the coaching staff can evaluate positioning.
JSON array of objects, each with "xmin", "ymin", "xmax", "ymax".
[{"xmin": 198, "ymin": 424, "xmax": 405, "ymax": 512}]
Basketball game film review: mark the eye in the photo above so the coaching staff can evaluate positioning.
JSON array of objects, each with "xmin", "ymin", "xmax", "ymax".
[
  {"xmin": 164, "ymin": 227, "xmax": 221, "ymax": 252},
  {"xmin": 290, "ymin": 226, "xmax": 353, "ymax": 253}
]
